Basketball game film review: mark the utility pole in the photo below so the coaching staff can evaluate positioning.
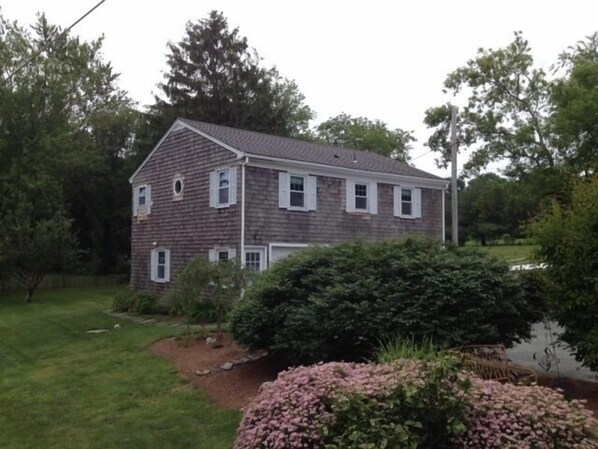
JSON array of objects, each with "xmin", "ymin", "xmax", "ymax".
[{"xmin": 450, "ymin": 106, "xmax": 459, "ymax": 246}]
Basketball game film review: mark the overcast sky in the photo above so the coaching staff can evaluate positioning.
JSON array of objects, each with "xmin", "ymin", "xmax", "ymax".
[{"xmin": 3, "ymin": 0, "xmax": 598, "ymax": 176}]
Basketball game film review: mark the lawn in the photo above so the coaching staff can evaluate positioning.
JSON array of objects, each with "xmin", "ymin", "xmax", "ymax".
[
  {"xmin": 461, "ymin": 244, "xmax": 537, "ymax": 264},
  {"xmin": 0, "ymin": 287, "xmax": 240, "ymax": 449}
]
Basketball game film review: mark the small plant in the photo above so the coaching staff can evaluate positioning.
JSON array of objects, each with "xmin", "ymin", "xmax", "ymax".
[
  {"xmin": 375, "ymin": 336, "xmax": 443, "ymax": 363},
  {"xmin": 112, "ymin": 290, "xmax": 161, "ymax": 315}
]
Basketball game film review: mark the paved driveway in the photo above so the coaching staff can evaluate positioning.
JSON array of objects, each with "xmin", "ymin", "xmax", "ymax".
[{"xmin": 507, "ymin": 321, "xmax": 598, "ymax": 382}]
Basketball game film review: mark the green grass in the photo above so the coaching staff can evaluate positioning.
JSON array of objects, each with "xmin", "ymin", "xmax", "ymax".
[
  {"xmin": 0, "ymin": 287, "xmax": 240, "ymax": 449},
  {"xmin": 461, "ymin": 244, "xmax": 537, "ymax": 264}
]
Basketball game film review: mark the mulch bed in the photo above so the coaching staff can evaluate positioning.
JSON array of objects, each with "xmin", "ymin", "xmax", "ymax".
[
  {"xmin": 149, "ymin": 334, "xmax": 598, "ymax": 418},
  {"xmin": 148, "ymin": 333, "xmax": 279, "ymax": 410}
]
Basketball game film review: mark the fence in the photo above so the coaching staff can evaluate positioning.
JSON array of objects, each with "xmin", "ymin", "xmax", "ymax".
[{"xmin": 0, "ymin": 274, "xmax": 128, "ymax": 293}]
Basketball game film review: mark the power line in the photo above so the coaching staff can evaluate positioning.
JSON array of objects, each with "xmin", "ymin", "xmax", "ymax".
[
  {"xmin": 2, "ymin": 0, "xmax": 107, "ymax": 85},
  {"xmin": 410, "ymin": 149, "xmax": 434, "ymax": 162}
]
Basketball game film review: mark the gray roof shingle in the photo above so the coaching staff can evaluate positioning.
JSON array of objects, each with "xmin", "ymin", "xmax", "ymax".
[{"xmin": 180, "ymin": 118, "xmax": 442, "ymax": 180}]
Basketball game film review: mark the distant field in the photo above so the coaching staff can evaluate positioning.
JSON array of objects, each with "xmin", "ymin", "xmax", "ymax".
[
  {"xmin": 0, "ymin": 287, "xmax": 239, "ymax": 449},
  {"xmin": 461, "ymin": 244, "xmax": 537, "ymax": 263}
]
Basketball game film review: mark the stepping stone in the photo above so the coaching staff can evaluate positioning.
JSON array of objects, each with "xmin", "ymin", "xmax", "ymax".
[
  {"xmin": 195, "ymin": 369, "xmax": 211, "ymax": 376},
  {"xmin": 239, "ymin": 357, "xmax": 250, "ymax": 363},
  {"xmin": 138, "ymin": 319, "xmax": 156, "ymax": 324},
  {"xmin": 86, "ymin": 329, "xmax": 108, "ymax": 334},
  {"xmin": 220, "ymin": 362, "xmax": 233, "ymax": 371}
]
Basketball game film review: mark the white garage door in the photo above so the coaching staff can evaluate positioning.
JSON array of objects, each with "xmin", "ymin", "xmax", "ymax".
[{"xmin": 269, "ymin": 244, "xmax": 308, "ymax": 265}]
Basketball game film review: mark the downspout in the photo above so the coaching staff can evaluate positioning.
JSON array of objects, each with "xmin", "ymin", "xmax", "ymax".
[
  {"xmin": 441, "ymin": 186, "xmax": 446, "ymax": 245},
  {"xmin": 240, "ymin": 156, "xmax": 249, "ymax": 265}
]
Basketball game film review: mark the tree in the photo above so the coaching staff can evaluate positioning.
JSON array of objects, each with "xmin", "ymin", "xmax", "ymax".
[
  {"xmin": 532, "ymin": 178, "xmax": 598, "ymax": 370},
  {"xmin": 424, "ymin": 32, "xmax": 553, "ymax": 178},
  {"xmin": 0, "ymin": 13, "xmax": 135, "ymax": 297},
  {"xmin": 141, "ymin": 10, "xmax": 314, "ymax": 162},
  {"xmin": 315, "ymin": 113, "xmax": 414, "ymax": 161}
]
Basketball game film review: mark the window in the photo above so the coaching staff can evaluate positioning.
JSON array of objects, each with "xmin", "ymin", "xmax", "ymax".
[
  {"xmin": 150, "ymin": 248, "xmax": 170, "ymax": 283},
  {"xmin": 289, "ymin": 175, "xmax": 305, "ymax": 208},
  {"xmin": 346, "ymin": 180, "xmax": 377, "ymax": 214},
  {"xmin": 244, "ymin": 247, "xmax": 266, "ymax": 273},
  {"xmin": 138, "ymin": 186, "xmax": 146, "ymax": 206},
  {"xmin": 218, "ymin": 169, "xmax": 230, "ymax": 205},
  {"xmin": 173, "ymin": 177, "xmax": 184, "ymax": 197},
  {"xmin": 209, "ymin": 167, "xmax": 237, "ymax": 208},
  {"xmin": 401, "ymin": 188, "xmax": 412, "ymax": 216},
  {"xmin": 354, "ymin": 183, "xmax": 368, "ymax": 210},
  {"xmin": 133, "ymin": 184, "xmax": 151, "ymax": 217},
  {"xmin": 278, "ymin": 172, "xmax": 317, "ymax": 211},
  {"xmin": 393, "ymin": 186, "xmax": 422, "ymax": 219},
  {"xmin": 218, "ymin": 250, "xmax": 229, "ymax": 263},
  {"xmin": 208, "ymin": 247, "xmax": 236, "ymax": 263}
]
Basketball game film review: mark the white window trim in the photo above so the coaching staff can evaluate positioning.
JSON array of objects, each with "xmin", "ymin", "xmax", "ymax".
[
  {"xmin": 244, "ymin": 246, "xmax": 267, "ymax": 272},
  {"xmin": 150, "ymin": 248, "xmax": 170, "ymax": 283},
  {"xmin": 394, "ymin": 186, "xmax": 422, "ymax": 219},
  {"xmin": 172, "ymin": 175, "xmax": 184, "ymax": 198},
  {"xmin": 133, "ymin": 184, "xmax": 151, "ymax": 217},
  {"xmin": 210, "ymin": 166, "xmax": 237, "ymax": 208},
  {"xmin": 208, "ymin": 247, "xmax": 237, "ymax": 263},
  {"xmin": 346, "ymin": 179, "xmax": 377, "ymax": 214},
  {"xmin": 279, "ymin": 171, "xmax": 317, "ymax": 211}
]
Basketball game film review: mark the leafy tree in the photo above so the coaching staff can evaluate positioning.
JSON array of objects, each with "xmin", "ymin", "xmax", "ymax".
[
  {"xmin": 532, "ymin": 178, "xmax": 598, "ymax": 369},
  {"xmin": 315, "ymin": 113, "xmax": 415, "ymax": 161},
  {"xmin": 0, "ymin": 13, "xmax": 135, "ymax": 296},
  {"xmin": 425, "ymin": 32, "xmax": 553, "ymax": 177},
  {"xmin": 140, "ymin": 10, "xmax": 314, "ymax": 163}
]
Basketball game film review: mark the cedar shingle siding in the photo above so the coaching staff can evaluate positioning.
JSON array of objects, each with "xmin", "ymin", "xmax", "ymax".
[
  {"xmin": 130, "ymin": 120, "xmax": 446, "ymax": 294},
  {"xmin": 131, "ymin": 128, "xmax": 240, "ymax": 293}
]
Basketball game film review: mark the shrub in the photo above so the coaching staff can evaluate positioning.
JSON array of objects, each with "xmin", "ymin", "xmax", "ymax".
[
  {"xmin": 459, "ymin": 378, "xmax": 598, "ymax": 449},
  {"xmin": 234, "ymin": 358, "xmax": 469, "ymax": 449},
  {"xmin": 112, "ymin": 290, "xmax": 162, "ymax": 314},
  {"xmin": 533, "ymin": 178, "xmax": 598, "ymax": 369},
  {"xmin": 168, "ymin": 256, "xmax": 246, "ymax": 331},
  {"xmin": 234, "ymin": 361, "xmax": 598, "ymax": 449},
  {"xmin": 231, "ymin": 238, "xmax": 536, "ymax": 365}
]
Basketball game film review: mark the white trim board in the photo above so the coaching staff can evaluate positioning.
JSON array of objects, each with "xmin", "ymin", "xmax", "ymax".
[{"xmin": 268, "ymin": 242, "xmax": 309, "ymax": 267}]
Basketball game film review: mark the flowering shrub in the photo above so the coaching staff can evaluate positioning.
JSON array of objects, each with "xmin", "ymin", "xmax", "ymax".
[
  {"xmin": 234, "ymin": 360, "xmax": 598, "ymax": 449},
  {"xmin": 234, "ymin": 358, "xmax": 470, "ymax": 449},
  {"xmin": 460, "ymin": 378, "xmax": 598, "ymax": 449}
]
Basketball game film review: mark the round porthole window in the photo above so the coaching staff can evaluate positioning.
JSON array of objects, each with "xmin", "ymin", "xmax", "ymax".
[{"xmin": 173, "ymin": 178, "xmax": 183, "ymax": 196}]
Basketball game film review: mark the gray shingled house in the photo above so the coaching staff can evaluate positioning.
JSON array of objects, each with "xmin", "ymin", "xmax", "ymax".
[{"xmin": 129, "ymin": 118, "xmax": 448, "ymax": 293}]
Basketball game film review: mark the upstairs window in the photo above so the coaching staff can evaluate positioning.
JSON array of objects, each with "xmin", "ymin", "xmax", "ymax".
[
  {"xmin": 354, "ymin": 183, "xmax": 368, "ymax": 210},
  {"xmin": 289, "ymin": 175, "xmax": 306, "ymax": 208},
  {"xmin": 394, "ymin": 186, "xmax": 422, "ymax": 219},
  {"xmin": 133, "ymin": 184, "xmax": 151, "ymax": 217},
  {"xmin": 278, "ymin": 172, "xmax": 317, "ymax": 211},
  {"xmin": 346, "ymin": 180, "xmax": 377, "ymax": 214},
  {"xmin": 209, "ymin": 167, "xmax": 237, "ymax": 208}
]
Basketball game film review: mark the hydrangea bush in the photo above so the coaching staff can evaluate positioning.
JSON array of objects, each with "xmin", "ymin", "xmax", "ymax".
[{"xmin": 234, "ymin": 361, "xmax": 598, "ymax": 449}]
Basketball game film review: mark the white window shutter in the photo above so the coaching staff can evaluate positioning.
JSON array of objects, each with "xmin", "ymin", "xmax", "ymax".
[
  {"xmin": 133, "ymin": 187, "xmax": 139, "ymax": 217},
  {"xmin": 369, "ymin": 182, "xmax": 378, "ymax": 215},
  {"xmin": 150, "ymin": 250, "xmax": 157, "ymax": 281},
  {"xmin": 307, "ymin": 175, "xmax": 317, "ymax": 211},
  {"xmin": 228, "ymin": 248, "xmax": 237, "ymax": 261},
  {"xmin": 208, "ymin": 249, "xmax": 217, "ymax": 263},
  {"xmin": 209, "ymin": 171, "xmax": 217, "ymax": 208},
  {"xmin": 278, "ymin": 172, "xmax": 289, "ymax": 208},
  {"xmin": 164, "ymin": 249, "xmax": 171, "ymax": 282},
  {"xmin": 393, "ymin": 186, "xmax": 401, "ymax": 217},
  {"xmin": 414, "ymin": 188, "xmax": 422, "ymax": 218},
  {"xmin": 146, "ymin": 185, "xmax": 152, "ymax": 214},
  {"xmin": 229, "ymin": 167, "xmax": 237, "ymax": 205},
  {"xmin": 346, "ymin": 180, "xmax": 355, "ymax": 212}
]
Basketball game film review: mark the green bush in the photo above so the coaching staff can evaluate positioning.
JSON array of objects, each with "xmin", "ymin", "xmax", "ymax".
[
  {"xmin": 230, "ymin": 239, "xmax": 536, "ymax": 365},
  {"xmin": 112, "ymin": 290, "xmax": 163, "ymax": 315}
]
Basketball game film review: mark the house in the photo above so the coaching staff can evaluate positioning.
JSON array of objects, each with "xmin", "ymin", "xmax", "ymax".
[{"xmin": 129, "ymin": 118, "xmax": 448, "ymax": 292}]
